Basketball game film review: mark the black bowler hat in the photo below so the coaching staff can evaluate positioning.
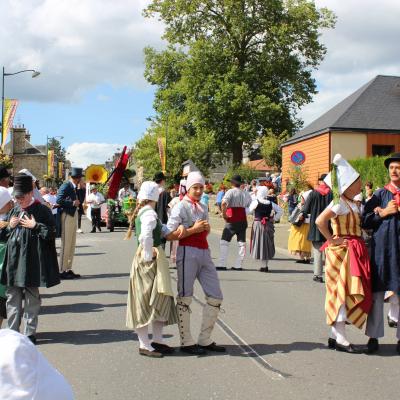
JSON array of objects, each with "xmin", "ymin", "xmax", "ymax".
[
  {"xmin": 0, "ymin": 167, "xmax": 11, "ymax": 180},
  {"xmin": 384, "ymin": 152, "xmax": 400, "ymax": 169},
  {"xmin": 153, "ymin": 171, "xmax": 166, "ymax": 183},
  {"xmin": 13, "ymin": 174, "xmax": 33, "ymax": 196},
  {"xmin": 319, "ymin": 173, "xmax": 328, "ymax": 181},
  {"xmin": 70, "ymin": 167, "xmax": 83, "ymax": 178},
  {"xmin": 230, "ymin": 175, "xmax": 243, "ymax": 185}
]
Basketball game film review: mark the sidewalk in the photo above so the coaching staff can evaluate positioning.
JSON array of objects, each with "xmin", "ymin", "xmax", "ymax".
[{"xmin": 209, "ymin": 212, "xmax": 290, "ymax": 254}]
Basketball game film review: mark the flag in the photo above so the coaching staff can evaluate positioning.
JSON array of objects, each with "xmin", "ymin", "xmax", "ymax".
[
  {"xmin": 58, "ymin": 161, "xmax": 64, "ymax": 179},
  {"xmin": 48, "ymin": 150, "xmax": 55, "ymax": 177},
  {"xmin": 2, "ymin": 99, "xmax": 18, "ymax": 149},
  {"xmin": 157, "ymin": 137, "xmax": 166, "ymax": 174}
]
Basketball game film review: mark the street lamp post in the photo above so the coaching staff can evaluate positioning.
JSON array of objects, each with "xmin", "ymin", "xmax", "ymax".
[{"xmin": 1, "ymin": 67, "xmax": 40, "ymax": 148}]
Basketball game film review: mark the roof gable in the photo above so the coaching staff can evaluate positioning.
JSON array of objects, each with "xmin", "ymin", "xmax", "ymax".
[{"xmin": 284, "ymin": 75, "xmax": 400, "ymax": 145}]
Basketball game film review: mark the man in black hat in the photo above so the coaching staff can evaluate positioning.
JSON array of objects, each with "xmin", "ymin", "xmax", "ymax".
[
  {"xmin": 0, "ymin": 174, "xmax": 60, "ymax": 344},
  {"xmin": 0, "ymin": 167, "xmax": 11, "ymax": 189},
  {"xmin": 217, "ymin": 175, "xmax": 252, "ymax": 271},
  {"xmin": 362, "ymin": 152, "xmax": 400, "ymax": 354},
  {"xmin": 153, "ymin": 172, "xmax": 171, "ymax": 249},
  {"xmin": 56, "ymin": 167, "xmax": 83, "ymax": 279}
]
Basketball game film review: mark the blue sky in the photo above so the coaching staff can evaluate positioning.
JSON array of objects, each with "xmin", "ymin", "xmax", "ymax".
[{"xmin": 1, "ymin": 0, "xmax": 400, "ymax": 167}]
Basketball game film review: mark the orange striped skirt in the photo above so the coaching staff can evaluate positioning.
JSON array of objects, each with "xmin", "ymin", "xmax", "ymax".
[{"xmin": 324, "ymin": 244, "xmax": 368, "ymax": 329}]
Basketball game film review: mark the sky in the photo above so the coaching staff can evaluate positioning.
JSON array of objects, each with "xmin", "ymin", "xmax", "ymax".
[{"xmin": 1, "ymin": 0, "xmax": 400, "ymax": 167}]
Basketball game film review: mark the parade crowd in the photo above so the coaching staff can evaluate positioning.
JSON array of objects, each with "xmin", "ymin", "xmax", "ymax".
[{"xmin": 0, "ymin": 151, "xmax": 400, "ymax": 397}]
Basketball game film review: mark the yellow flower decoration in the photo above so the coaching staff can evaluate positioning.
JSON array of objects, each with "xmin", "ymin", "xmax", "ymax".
[{"xmin": 85, "ymin": 164, "xmax": 108, "ymax": 183}]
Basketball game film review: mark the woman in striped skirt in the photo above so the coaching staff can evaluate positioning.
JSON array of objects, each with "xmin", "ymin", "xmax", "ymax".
[
  {"xmin": 126, "ymin": 181, "xmax": 178, "ymax": 358},
  {"xmin": 249, "ymin": 186, "xmax": 283, "ymax": 272},
  {"xmin": 316, "ymin": 154, "xmax": 372, "ymax": 354}
]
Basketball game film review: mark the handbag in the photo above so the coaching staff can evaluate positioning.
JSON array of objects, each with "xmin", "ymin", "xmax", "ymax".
[{"xmin": 288, "ymin": 206, "xmax": 304, "ymax": 227}]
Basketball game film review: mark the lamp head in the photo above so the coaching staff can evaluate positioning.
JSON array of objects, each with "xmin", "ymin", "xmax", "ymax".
[{"xmin": 31, "ymin": 71, "xmax": 40, "ymax": 78}]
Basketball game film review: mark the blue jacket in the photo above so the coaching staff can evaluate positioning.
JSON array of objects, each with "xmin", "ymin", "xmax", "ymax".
[{"xmin": 57, "ymin": 181, "xmax": 78, "ymax": 216}]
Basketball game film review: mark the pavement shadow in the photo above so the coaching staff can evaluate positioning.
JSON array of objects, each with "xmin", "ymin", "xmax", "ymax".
[
  {"xmin": 75, "ymin": 252, "xmax": 107, "ymax": 257},
  {"xmin": 41, "ymin": 290, "xmax": 127, "ymax": 299},
  {"xmin": 80, "ymin": 273, "xmax": 130, "ymax": 279},
  {"xmin": 41, "ymin": 302, "xmax": 126, "ymax": 314}
]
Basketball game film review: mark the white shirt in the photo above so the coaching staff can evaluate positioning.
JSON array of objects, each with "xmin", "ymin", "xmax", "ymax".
[
  {"xmin": 328, "ymin": 198, "xmax": 360, "ymax": 217},
  {"xmin": 223, "ymin": 187, "xmax": 252, "ymax": 208},
  {"xmin": 43, "ymin": 194, "xmax": 58, "ymax": 215},
  {"xmin": 118, "ymin": 188, "xmax": 136, "ymax": 202},
  {"xmin": 138, "ymin": 206, "xmax": 158, "ymax": 262},
  {"xmin": 86, "ymin": 192, "xmax": 105, "ymax": 209}
]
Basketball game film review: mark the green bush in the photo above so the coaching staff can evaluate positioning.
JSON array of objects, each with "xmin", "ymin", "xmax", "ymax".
[
  {"xmin": 224, "ymin": 164, "xmax": 259, "ymax": 184},
  {"xmin": 349, "ymin": 156, "xmax": 388, "ymax": 190}
]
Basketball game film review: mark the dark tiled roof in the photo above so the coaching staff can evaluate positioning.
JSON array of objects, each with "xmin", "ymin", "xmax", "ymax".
[{"xmin": 283, "ymin": 75, "xmax": 400, "ymax": 146}]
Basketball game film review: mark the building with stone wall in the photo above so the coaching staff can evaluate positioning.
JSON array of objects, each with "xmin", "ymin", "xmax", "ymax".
[{"xmin": 5, "ymin": 126, "xmax": 47, "ymax": 186}]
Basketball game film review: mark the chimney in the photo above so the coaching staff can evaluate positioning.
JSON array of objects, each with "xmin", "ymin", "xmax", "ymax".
[{"xmin": 25, "ymin": 130, "xmax": 31, "ymax": 143}]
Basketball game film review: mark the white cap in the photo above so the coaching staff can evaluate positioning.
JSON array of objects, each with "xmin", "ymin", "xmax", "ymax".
[
  {"xmin": 19, "ymin": 169, "xmax": 37, "ymax": 182},
  {"xmin": 137, "ymin": 181, "xmax": 160, "ymax": 202},
  {"xmin": 0, "ymin": 329, "xmax": 74, "ymax": 400},
  {"xmin": 324, "ymin": 154, "xmax": 360, "ymax": 195},
  {"xmin": 186, "ymin": 171, "xmax": 205, "ymax": 191},
  {"xmin": 0, "ymin": 187, "xmax": 12, "ymax": 209}
]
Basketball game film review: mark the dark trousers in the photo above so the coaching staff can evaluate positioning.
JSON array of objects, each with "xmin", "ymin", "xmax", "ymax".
[
  {"xmin": 77, "ymin": 212, "xmax": 83, "ymax": 229},
  {"xmin": 91, "ymin": 208, "xmax": 101, "ymax": 230}
]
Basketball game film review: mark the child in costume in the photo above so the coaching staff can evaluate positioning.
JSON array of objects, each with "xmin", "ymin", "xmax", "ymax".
[
  {"xmin": 166, "ymin": 171, "xmax": 225, "ymax": 355},
  {"xmin": 0, "ymin": 174, "xmax": 60, "ymax": 343},
  {"xmin": 126, "ymin": 181, "xmax": 178, "ymax": 358},
  {"xmin": 0, "ymin": 187, "xmax": 14, "ymax": 328},
  {"xmin": 316, "ymin": 154, "xmax": 372, "ymax": 354}
]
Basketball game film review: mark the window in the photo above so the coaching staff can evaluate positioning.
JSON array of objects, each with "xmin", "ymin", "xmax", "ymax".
[{"xmin": 372, "ymin": 145, "xmax": 395, "ymax": 156}]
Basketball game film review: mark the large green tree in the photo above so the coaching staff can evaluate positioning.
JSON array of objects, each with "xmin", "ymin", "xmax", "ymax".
[{"xmin": 143, "ymin": 0, "xmax": 335, "ymax": 164}]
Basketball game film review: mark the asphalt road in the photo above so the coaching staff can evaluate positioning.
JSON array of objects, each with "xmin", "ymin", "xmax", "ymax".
[{"xmin": 36, "ymin": 219, "xmax": 400, "ymax": 400}]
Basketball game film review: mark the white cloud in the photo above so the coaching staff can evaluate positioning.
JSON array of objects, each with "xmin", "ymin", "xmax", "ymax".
[
  {"xmin": 0, "ymin": 0, "xmax": 164, "ymax": 103},
  {"xmin": 66, "ymin": 142, "xmax": 125, "ymax": 168},
  {"xmin": 298, "ymin": 0, "xmax": 400, "ymax": 127}
]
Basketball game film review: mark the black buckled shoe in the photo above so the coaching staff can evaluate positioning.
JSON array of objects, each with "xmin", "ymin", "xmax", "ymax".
[
  {"xmin": 365, "ymin": 338, "xmax": 379, "ymax": 354},
  {"xmin": 199, "ymin": 342, "xmax": 226, "ymax": 353},
  {"xmin": 328, "ymin": 338, "xmax": 336, "ymax": 349},
  {"xmin": 216, "ymin": 266, "xmax": 227, "ymax": 271},
  {"xmin": 59, "ymin": 271, "xmax": 74, "ymax": 280},
  {"xmin": 387, "ymin": 315, "xmax": 398, "ymax": 328},
  {"xmin": 151, "ymin": 342, "xmax": 175, "ymax": 354},
  {"xmin": 335, "ymin": 343, "xmax": 362, "ymax": 354},
  {"xmin": 180, "ymin": 344, "xmax": 207, "ymax": 355}
]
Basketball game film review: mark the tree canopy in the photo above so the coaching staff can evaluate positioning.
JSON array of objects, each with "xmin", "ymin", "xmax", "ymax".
[{"xmin": 135, "ymin": 0, "xmax": 335, "ymax": 175}]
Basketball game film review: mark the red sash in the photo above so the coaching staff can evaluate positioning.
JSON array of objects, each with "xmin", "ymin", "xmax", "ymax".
[
  {"xmin": 384, "ymin": 183, "xmax": 400, "ymax": 207},
  {"xmin": 179, "ymin": 230, "xmax": 208, "ymax": 249},
  {"xmin": 226, "ymin": 207, "xmax": 246, "ymax": 223}
]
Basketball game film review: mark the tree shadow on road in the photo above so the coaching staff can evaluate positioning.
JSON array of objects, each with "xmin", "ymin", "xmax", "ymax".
[
  {"xmin": 41, "ymin": 290, "xmax": 128, "ymax": 299},
  {"xmin": 41, "ymin": 302, "xmax": 126, "ymax": 314}
]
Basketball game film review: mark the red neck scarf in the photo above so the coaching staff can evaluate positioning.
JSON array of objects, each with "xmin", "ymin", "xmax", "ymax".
[
  {"xmin": 184, "ymin": 194, "xmax": 204, "ymax": 212},
  {"xmin": 385, "ymin": 183, "xmax": 400, "ymax": 206},
  {"xmin": 315, "ymin": 183, "xmax": 331, "ymax": 196}
]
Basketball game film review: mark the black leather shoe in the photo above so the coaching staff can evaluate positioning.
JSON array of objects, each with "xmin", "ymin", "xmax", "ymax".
[
  {"xmin": 180, "ymin": 344, "xmax": 207, "ymax": 355},
  {"xmin": 59, "ymin": 271, "xmax": 74, "ymax": 280},
  {"xmin": 199, "ymin": 342, "xmax": 226, "ymax": 352},
  {"xmin": 328, "ymin": 338, "xmax": 336, "ymax": 349},
  {"xmin": 259, "ymin": 267, "xmax": 267, "ymax": 272},
  {"xmin": 335, "ymin": 343, "xmax": 362, "ymax": 354},
  {"xmin": 365, "ymin": 338, "xmax": 379, "ymax": 354},
  {"xmin": 28, "ymin": 335, "xmax": 37, "ymax": 345},
  {"xmin": 90, "ymin": 229, "xmax": 96, "ymax": 233},
  {"xmin": 67, "ymin": 270, "xmax": 81, "ymax": 279},
  {"xmin": 216, "ymin": 266, "xmax": 227, "ymax": 271},
  {"xmin": 151, "ymin": 342, "xmax": 175, "ymax": 354},
  {"xmin": 397, "ymin": 341, "xmax": 400, "ymax": 355},
  {"xmin": 313, "ymin": 275, "xmax": 324, "ymax": 283},
  {"xmin": 231, "ymin": 267, "xmax": 242, "ymax": 271},
  {"xmin": 387, "ymin": 315, "xmax": 398, "ymax": 328}
]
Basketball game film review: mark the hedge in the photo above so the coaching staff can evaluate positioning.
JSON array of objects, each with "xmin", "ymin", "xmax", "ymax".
[{"xmin": 348, "ymin": 156, "xmax": 388, "ymax": 190}]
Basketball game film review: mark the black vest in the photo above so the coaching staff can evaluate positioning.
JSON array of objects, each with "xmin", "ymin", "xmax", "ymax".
[{"xmin": 254, "ymin": 202, "xmax": 272, "ymax": 219}]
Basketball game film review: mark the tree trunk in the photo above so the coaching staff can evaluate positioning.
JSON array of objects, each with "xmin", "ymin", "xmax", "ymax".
[{"xmin": 232, "ymin": 141, "xmax": 243, "ymax": 165}]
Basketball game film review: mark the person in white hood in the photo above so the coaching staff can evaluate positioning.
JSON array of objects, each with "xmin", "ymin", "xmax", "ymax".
[{"xmin": 0, "ymin": 329, "xmax": 74, "ymax": 400}]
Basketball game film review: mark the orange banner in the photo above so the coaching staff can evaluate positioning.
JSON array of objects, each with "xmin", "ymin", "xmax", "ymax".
[
  {"xmin": 157, "ymin": 137, "xmax": 166, "ymax": 174},
  {"xmin": 2, "ymin": 99, "xmax": 18, "ymax": 149}
]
